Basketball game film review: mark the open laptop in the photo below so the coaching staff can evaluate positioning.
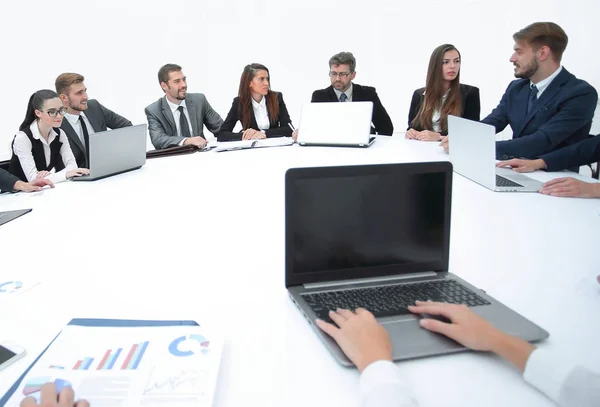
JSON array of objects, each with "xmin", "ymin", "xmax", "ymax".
[
  {"xmin": 297, "ymin": 102, "xmax": 376, "ymax": 148},
  {"xmin": 0, "ymin": 209, "xmax": 32, "ymax": 226},
  {"xmin": 448, "ymin": 115, "xmax": 543, "ymax": 192},
  {"xmin": 285, "ymin": 162, "xmax": 548, "ymax": 365},
  {"xmin": 73, "ymin": 124, "xmax": 147, "ymax": 182}
]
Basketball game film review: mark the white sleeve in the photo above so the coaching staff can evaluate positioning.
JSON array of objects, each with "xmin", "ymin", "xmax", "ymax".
[
  {"xmin": 47, "ymin": 130, "xmax": 77, "ymax": 183},
  {"xmin": 12, "ymin": 132, "xmax": 38, "ymax": 182},
  {"xmin": 359, "ymin": 360, "xmax": 418, "ymax": 407},
  {"xmin": 523, "ymin": 347, "xmax": 600, "ymax": 407}
]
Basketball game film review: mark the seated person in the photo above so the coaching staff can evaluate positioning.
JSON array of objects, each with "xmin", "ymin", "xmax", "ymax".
[
  {"xmin": 9, "ymin": 90, "xmax": 89, "ymax": 184},
  {"xmin": 217, "ymin": 63, "xmax": 294, "ymax": 142},
  {"xmin": 0, "ymin": 168, "xmax": 54, "ymax": 193},
  {"xmin": 407, "ymin": 44, "xmax": 480, "ymax": 141},
  {"xmin": 441, "ymin": 22, "xmax": 597, "ymax": 168},
  {"xmin": 318, "ymin": 291, "xmax": 600, "ymax": 406},
  {"xmin": 311, "ymin": 51, "xmax": 394, "ymax": 135}
]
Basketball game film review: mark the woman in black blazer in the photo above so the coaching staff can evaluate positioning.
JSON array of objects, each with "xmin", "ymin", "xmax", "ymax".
[
  {"xmin": 407, "ymin": 44, "xmax": 480, "ymax": 141},
  {"xmin": 217, "ymin": 63, "xmax": 295, "ymax": 142}
]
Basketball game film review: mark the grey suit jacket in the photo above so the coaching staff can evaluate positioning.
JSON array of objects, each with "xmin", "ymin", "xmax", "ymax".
[
  {"xmin": 0, "ymin": 168, "xmax": 18, "ymax": 192},
  {"xmin": 60, "ymin": 99, "xmax": 132, "ymax": 168},
  {"xmin": 145, "ymin": 93, "xmax": 223, "ymax": 149}
]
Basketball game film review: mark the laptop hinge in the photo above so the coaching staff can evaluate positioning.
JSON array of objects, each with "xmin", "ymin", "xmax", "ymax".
[{"xmin": 303, "ymin": 271, "xmax": 438, "ymax": 290}]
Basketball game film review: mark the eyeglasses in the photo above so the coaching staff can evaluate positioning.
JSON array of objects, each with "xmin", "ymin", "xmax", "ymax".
[
  {"xmin": 45, "ymin": 107, "xmax": 67, "ymax": 118},
  {"xmin": 329, "ymin": 71, "xmax": 352, "ymax": 78}
]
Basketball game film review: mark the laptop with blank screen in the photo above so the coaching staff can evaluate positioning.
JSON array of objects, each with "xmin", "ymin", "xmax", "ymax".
[{"xmin": 285, "ymin": 162, "xmax": 548, "ymax": 365}]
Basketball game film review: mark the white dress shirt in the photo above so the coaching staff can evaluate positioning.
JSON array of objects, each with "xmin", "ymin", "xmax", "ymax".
[
  {"xmin": 531, "ymin": 65, "xmax": 563, "ymax": 98},
  {"xmin": 64, "ymin": 111, "xmax": 96, "ymax": 147},
  {"xmin": 359, "ymin": 351, "xmax": 599, "ymax": 407},
  {"xmin": 251, "ymin": 96, "xmax": 270, "ymax": 131},
  {"xmin": 12, "ymin": 121, "xmax": 78, "ymax": 184},
  {"xmin": 334, "ymin": 83, "xmax": 354, "ymax": 102},
  {"xmin": 165, "ymin": 97, "xmax": 193, "ymax": 146}
]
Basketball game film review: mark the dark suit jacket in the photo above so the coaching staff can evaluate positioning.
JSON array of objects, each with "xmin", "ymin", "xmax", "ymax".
[
  {"xmin": 60, "ymin": 99, "xmax": 132, "ymax": 168},
  {"xmin": 0, "ymin": 168, "xmax": 18, "ymax": 192},
  {"xmin": 407, "ymin": 84, "xmax": 480, "ymax": 136},
  {"xmin": 541, "ymin": 134, "xmax": 600, "ymax": 172},
  {"xmin": 217, "ymin": 92, "xmax": 293, "ymax": 141},
  {"xmin": 482, "ymin": 68, "xmax": 598, "ymax": 163},
  {"xmin": 311, "ymin": 83, "xmax": 394, "ymax": 135}
]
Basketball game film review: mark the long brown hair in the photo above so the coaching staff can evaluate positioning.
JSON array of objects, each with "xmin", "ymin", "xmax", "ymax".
[
  {"xmin": 411, "ymin": 44, "xmax": 462, "ymax": 133},
  {"xmin": 238, "ymin": 63, "xmax": 279, "ymax": 129}
]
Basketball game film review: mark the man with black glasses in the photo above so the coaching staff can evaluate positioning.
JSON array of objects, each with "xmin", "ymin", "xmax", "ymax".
[{"xmin": 311, "ymin": 51, "xmax": 394, "ymax": 135}]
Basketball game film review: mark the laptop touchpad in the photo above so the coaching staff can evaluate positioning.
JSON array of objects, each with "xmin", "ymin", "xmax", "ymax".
[{"xmin": 383, "ymin": 319, "xmax": 464, "ymax": 355}]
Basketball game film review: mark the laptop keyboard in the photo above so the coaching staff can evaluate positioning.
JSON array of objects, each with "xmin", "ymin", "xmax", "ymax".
[
  {"xmin": 496, "ymin": 175, "xmax": 523, "ymax": 188},
  {"xmin": 301, "ymin": 280, "xmax": 490, "ymax": 322}
]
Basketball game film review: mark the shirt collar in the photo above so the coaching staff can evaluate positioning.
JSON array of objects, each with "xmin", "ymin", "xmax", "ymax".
[
  {"xmin": 166, "ymin": 96, "xmax": 186, "ymax": 114},
  {"xmin": 333, "ymin": 83, "xmax": 353, "ymax": 100},
  {"xmin": 65, "ymin": 111, "xmax": 86, "ymax": 126},
  {"xmin": 251, "ymin": 96, "xmax": 267, "ymax": 109},
  {"xmin": 531, "ymin": 65, "xmax": 563, "ymax": 94},
  {"xmin": 29, "ymin": 121, "xmax": 58, "ymax": 143}
]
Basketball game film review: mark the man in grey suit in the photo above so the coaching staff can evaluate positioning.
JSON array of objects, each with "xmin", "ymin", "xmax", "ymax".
[
  {"xmin": 145, "ymin": 64, "xmax": 223, "ymax": 149},
  {"xmin": 56, "ymin": 73, "xmax": 132, "ymax": 168},
  {"xmin": 0, "ymin": 168, "xmax": 54, "ymax": 193}
]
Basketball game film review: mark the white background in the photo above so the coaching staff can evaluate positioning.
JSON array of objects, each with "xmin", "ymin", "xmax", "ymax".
[{"xmin": 0, "ymin": 0, "xmax": 599, "ymax": 155}]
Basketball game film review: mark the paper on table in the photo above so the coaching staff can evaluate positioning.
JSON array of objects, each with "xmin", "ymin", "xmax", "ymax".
[
  {"xmin": 0, "ymin": 280, "xmax": 40, "ymax": 301},
  {"xmin": 5, "ymin": 325, "xmax": 224, "ymax": 407},
  {"xmin": 214, "ymin": 137, "xmax": 294, "ymax": 152}
]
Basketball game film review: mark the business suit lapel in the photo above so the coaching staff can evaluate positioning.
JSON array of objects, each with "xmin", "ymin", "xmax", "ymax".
[
  {"xmin": 84, "ymin": 106, "xmax": 100, "ymax": 132},
  {"xmin": 186, "ymin": 96, "xmax": 199, "ymax": 135},
  {"xmin": 516, "ymin": 69, "xmax": 569, "ymax": 138},
  {"xmin": 326, "ymin": 86, "xmax": 338, "ymax": 102},
  {"xmin": 160, "ymin": 97, "xmax": 177, "ymax": 135},
  {"xmin": 351, "ymin": 83, "xmax": 361, "ymax": 101},
  {"xmin": 61, "ymin": 119, "xmax": 85, "ymax": 156},
  {"xmin": 512, "ymin": 85, "xmax": 532, "ymax": 137}
]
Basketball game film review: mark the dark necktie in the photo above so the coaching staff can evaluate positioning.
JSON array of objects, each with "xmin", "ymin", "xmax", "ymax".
[
  {"xmin": 177, "ymin": 106, "xmax": 191, "ymax": 138},
  {"xmin": 339, "ymin": 93, "xmax": 348, "ymax": 102},
  {"xmin": 527, "ymin": 84, "xmax": 538, "ymax": 115},
  {"xmin": 79, "ymin": 115, "xmax": 90, "ymax": 166}
]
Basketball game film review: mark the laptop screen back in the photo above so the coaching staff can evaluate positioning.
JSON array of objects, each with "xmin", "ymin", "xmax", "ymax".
[
  {"xmin": 297, "ymin": 102, "xmax": 373, "ymax": 145},
  {"xmin": 285, "ymin": 162, "xmax": 452, "ymax": 287},
  {"xmin": 88, "ymin": 124, "xmax": 147, "ymax": 178}
]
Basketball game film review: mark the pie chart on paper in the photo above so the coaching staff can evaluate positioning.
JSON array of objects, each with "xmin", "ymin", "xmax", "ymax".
[
  {"xmin": 0, "ymin": 281, "xmax": 23, "ymax": 294},
  {"xmin": 168, "ymin": 334, "xmax": 210, "ymax": 357}
]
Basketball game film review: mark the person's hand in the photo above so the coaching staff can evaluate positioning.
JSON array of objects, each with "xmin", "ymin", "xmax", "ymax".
[
  {"xmin": 416, "ymin": 130, "xmax": 442, "ymax": 141},
  {"xmin": 35, "ymin": 171, "xmax": 50, "ymax": 180},
  {"xmin": 66, "ymin": 168, "xmax": 90, "ymax": 179},
  {"xmin": 405, "ymin": 128, "xmax": 419, "ymax": 139},
  {"xmin": 439, "ymin": 136, "xmax": 449, "ymax": 153},
  {"xmin": 249, "ymin": 131, "xmax": 267, "ymax": 140},
  {"xmin": 292, "ymin": 130, "xmax": 298, "ymax": 142},
  {"xmin": 408, "ymin": 301, "xmax": 503, "ymax": 351},
  {"xmin": 14, "ymin": 179, "xmax": 55, "ymax": 192},
  {"xmin": 496, "ymin": 158, "xmax": 546, "ymax": 173},
  {"xmin": 183, "ymin": 136, "xmax": 207, "ymax": 148},
  {"xmin": 20, "ymin": 382, "xmax": 89, "ymax": 407},
  {"xmin": 242, "ymin": 129, "xmax": 261, "ymax": 140},
  {"xmin": 539, "ymin": 177, "xmax": 600, "ymax": 198},
  {"xmin": 316, "ymin": 308, "xmax": 392, "ymax": 372}
]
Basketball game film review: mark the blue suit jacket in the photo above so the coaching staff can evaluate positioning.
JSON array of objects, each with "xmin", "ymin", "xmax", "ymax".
[
  {"xmin": 482, "ymin": 68, "xmax": 597, "ymax": 164},
  {"xmin": 540, "ymin": 134, "xmax": 600, "ymax": 172}
]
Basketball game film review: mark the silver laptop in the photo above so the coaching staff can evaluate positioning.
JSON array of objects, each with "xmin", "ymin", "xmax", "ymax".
[
  {"xmin": 448, "ymin": 115, "xmax": 543, "ymax": 192},
  {"xmin": 73, "ymin": 124, "xmax": 147, "ymax": 182},
  {"xmin": 297, "ymin": 102, "xmax": 376, "ymax": 147},
  {"xmin": 285, "ymin": 162, "xmax": 548, "ymax": 365},
  {"xmin": 0, "ymin": 209, "xmax": 32, "ymax": 226}
]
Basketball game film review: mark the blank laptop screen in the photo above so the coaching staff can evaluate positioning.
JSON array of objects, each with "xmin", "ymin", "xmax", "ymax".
[{"xmin": 285, "ymin": 163, "xmax": 452, "ymax": 286}]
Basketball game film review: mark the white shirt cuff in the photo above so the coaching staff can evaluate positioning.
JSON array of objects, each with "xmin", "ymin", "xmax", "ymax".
[
  {"xmin": 523, "ymin": 347, "xmax": 571, "ymax": 403},
  {"xmin": 359, "ymin": 360, "xmax": 417, "ymax": 407}
]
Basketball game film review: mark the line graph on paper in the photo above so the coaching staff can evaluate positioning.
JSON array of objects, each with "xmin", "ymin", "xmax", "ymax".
[{"xmin": 143, "ymin": 366, "xmax": 208, "ymax": 396}]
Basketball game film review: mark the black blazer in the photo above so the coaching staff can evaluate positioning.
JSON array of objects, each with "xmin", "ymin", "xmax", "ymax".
[
  {"xmin": 0, "ymin": 168, "xmax": 18, "ymax": 192},
  {"xmin": 407, "ymin": 84, "xmax": 480, "ymax": 136},
  {"xmin": 482, "ymin": 67, "xmax": 597, "ymax": 162},
  {"xmin": 311, "ymin": 83, "xmax": 394, "ymax": 135},
  {"xmin": 541, "ymin": 133, "xmax": 600, "ymax": 172},
  {"xmin": 217, "ymin": 92, "xmax": 293, "ymax": 141},
  {"xmin": 60, "ymin": 99, "xmax": 132, "ymax": 168}
]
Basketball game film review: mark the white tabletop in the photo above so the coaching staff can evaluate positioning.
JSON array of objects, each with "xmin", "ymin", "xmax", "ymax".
[{"xmin": 0, "ymin": 137, "xmax": 598, "ymax": 406}]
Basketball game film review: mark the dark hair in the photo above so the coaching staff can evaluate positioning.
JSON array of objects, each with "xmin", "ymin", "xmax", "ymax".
[
  {"xmin": 158, "ymin": 63, "xmax": 182, "ymax": 85},
  {"xmin": 329, "ymin": 52, "xmax": 356, "ymax": 72},
  {"xmin": 411, "ymin": 44, "xmax": 462, "ymax": 133},
  {"xmin": 237, "ymin": 63, "xmax": 279, "ymax": 129},
  {"xmin": 19, "ymin": 90, "xmax": 59, "ymax": 131},
  {"xmin": 55, "ymin": 72, "xmax": 85, "ymax": 95},
  {"xmin": 513, "ymin": 22, "xmax": 568, "ymax": 62}
]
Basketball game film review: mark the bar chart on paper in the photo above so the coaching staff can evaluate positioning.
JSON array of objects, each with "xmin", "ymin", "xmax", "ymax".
[{"xmin": 66, "ymin": 341, "xmax": 150, "ymax": 371}]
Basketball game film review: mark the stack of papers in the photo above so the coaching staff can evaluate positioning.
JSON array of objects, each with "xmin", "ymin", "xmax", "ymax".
[{"xmin": 214, "ymin": 137, "xmax": 294, "ymax": 152}]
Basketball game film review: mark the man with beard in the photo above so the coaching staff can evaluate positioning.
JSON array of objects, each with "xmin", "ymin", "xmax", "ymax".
[
  {"xmin": 441, "ymin": 22, "xmax": 597, "ymax": 169},
  {"xmin": 56, "ymin": 73, "xmax": 132, "ymax": 168},
  {"xmin": 145, "ymin": 64, "xmax": 223, "ymax": 150},
  {"xmin": 311, "ymin": 52, "xmax": 394, "ymax": 135}
]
